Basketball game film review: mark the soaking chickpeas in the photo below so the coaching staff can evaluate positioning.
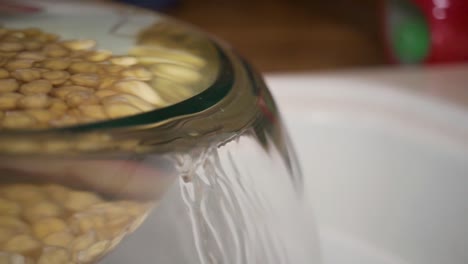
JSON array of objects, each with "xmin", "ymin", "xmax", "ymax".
[
  {"xmin": 0, "ymin": 26, "xmax": 206, "ymax": 129},
  {"xmin": 0, "ymin": 183, "xmax": 152, "ymax": 264},
  {"xmin": 0, "ymin": 25, "xmax": 204, "ymax": 264}
]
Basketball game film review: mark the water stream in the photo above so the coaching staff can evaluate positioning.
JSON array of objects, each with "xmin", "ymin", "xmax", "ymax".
[{"xmin": 105, "ymin": 128, "xmax": 319, "ymax": 264}]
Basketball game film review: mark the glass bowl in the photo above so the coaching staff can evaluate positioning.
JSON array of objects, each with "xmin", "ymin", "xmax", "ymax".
[{"xmin": 0, "ymin": 1, "xmax": 318, "ymax": 263}]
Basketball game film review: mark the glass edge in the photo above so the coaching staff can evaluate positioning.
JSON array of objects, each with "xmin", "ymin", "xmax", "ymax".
[{"xmin": 0, "ymin": 42, "xmax": 235, "ymax": 136}]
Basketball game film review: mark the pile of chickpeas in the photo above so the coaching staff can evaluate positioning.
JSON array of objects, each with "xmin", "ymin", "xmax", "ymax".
[
  {"xmin": 0, "ymin": 183, "xmax": 152, "ymax": 264},
  {"xmin": 0, "ymin": 26, "xmax": 203, "ymax": 129}
]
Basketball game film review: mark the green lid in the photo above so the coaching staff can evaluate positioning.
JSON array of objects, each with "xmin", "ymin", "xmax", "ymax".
[{"xmin": 392, "ymin": 11, "xmax": 430, "ymax": 63}]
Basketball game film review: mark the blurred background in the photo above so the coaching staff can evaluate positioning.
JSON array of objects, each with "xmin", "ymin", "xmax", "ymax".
[
  {"xmin": 162, "ymin": 0, "xmax": 385, "ymax": 72},
  {"xmin": 116, "ymin": 0, "xmax": 468, "ymax": 72},
  {"xmin": 124, "ymin": 0, "xmax": 385, "ymax": 72}
]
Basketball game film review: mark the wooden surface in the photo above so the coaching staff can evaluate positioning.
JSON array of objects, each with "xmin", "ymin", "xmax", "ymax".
[{"xmin": 164, "ymin": 0, "xmax": 386, "ymax": 72}]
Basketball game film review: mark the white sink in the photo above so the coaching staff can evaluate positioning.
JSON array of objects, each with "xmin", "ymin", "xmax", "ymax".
[{"xmin": 268, "ymin": 66, "xmax": 468, "ymax": 264}]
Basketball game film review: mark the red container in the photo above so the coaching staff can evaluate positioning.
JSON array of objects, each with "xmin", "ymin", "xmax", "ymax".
[{"xmin": 383, "ymin": 0, "xmax": 468, "ymax": 65}]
